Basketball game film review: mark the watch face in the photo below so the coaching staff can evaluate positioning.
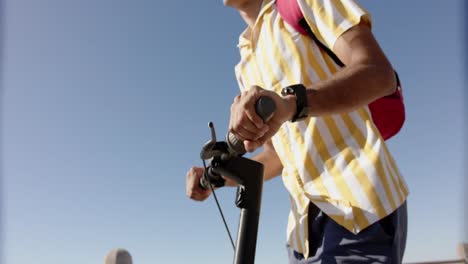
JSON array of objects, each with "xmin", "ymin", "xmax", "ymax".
[{"xmin": 281, "ymin": 87, "xmax": 295, "ymax": 96}]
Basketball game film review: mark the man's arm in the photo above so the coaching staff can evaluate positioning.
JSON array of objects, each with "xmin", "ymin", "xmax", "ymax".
[
  {"xmin": 305, "ymin": 21, "xmax": 397, "ymax": 117},
  {"xmin": 224, "ymin": 139, "xmax": 282, "ymax": 186},
  {"xmin": 228, "ymin": 18, "xmax": 397, "ymax": 153}
]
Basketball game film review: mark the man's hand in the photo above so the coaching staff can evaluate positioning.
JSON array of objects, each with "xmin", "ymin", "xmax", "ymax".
[
  {"xmin": 229, "ymin": 85, "xmax": 296, "ymax": 153},
  {"xmin": 186, "ymin": 166, "xmax": 212, "ymax": 201}
]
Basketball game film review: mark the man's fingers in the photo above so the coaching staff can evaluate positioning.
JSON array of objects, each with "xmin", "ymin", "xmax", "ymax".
[
  {"xmin": 234, "ymin": 129, "xmax": 256, "ymax": 142},
  {"xmin": 230, "ymin": 118, "xmax": 258, "ymax": 139},
  {"xmin": 186, "ymin": 166, "xmax": 211, "ymax": 201},
  {"xmin": 187, "ymin": 183, "xmax": 211, "ymax": 201},
  {"xmin": 231, "ymin": 113, "xmax": 269, "ymax": 141},
  {"xmin": 232, "ymin": 125, "xmax": 269, "ymax": 141},
  {"xmin": 243, "ymin": 123, "xmax": 279, "ymax": 152},
  {"xmin": 189, "ymin": 190, "xmax": 211, "ymax": 201},
  {"xmin": 245, "ymin": 106, "xmax": 266, "ymax": 129}
]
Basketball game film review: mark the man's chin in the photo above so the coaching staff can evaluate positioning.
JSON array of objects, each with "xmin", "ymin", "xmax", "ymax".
[{"xmin": 223, "ymin": 0, "xmax": 246, "ymax": 8}]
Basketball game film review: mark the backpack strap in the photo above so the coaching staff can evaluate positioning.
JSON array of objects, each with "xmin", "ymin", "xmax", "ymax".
[
  {"xmin": 276, "ymin": 0, "xmax": 344, "ymax": 67},
  {"xmin": 298, "ymin": 18, "xmax": 345, "ymax": 67}
]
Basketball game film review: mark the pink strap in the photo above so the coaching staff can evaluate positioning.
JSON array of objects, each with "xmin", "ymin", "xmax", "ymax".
[{"xmin": 276, "ymin": 0, "xmax": 308, "ymax": 35}]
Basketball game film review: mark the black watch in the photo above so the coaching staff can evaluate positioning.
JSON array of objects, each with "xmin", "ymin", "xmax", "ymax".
[{"xmin": 281, "ymin": 84, "xmax": 309, "ymax": 122}]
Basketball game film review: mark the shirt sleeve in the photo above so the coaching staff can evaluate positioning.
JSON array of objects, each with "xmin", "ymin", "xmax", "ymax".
[
  {"xmin": 234, "ymin": 64, "xmax": 246, "ymax": 92},
  {"xmin": 296, "ymin": 0, "xmax": 372, "ymax": 50}
]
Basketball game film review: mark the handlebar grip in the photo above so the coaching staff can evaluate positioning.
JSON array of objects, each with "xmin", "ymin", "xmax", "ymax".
[
  {"xmin": 255, "ymin": 96, "xmax": 276, "ymax": 122},
  {"xmin": 226, "ymin": 96, "xmax": 276, "ymax": 156}
]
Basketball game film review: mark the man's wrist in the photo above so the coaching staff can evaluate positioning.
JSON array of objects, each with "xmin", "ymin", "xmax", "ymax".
[{"xmin": 284, "ymin": 95, "xmax": 297, "ymax": 122}]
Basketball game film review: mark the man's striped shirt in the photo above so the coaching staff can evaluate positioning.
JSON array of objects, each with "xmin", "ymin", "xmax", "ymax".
[{"xmin": 234, "ymin": 0, "xmax": 409, "ymax": 258}]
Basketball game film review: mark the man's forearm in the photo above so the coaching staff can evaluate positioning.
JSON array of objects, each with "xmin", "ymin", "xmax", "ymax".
[{"xmin": 306, "ymin": 63, "xmax": 396, "ymax": 117}]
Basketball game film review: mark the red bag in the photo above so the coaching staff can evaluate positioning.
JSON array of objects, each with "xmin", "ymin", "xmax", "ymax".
[{"xmin": 277, "ymin": 0, "xmax": 405, "ymax": 140}]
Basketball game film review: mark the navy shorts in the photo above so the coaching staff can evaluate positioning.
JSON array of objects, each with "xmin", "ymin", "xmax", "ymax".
[{"xmin": 287, "ymin": 202, "xmax": 407, "ymax": 264}]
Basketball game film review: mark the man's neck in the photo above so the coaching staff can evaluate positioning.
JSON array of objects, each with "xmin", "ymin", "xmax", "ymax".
[{"xmin": 236, "ymin": 0, "xmax": 264, "ymax": 29}]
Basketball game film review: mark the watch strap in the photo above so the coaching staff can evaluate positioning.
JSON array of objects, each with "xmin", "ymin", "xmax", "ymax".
[{"xmin": 281, "ymin": 84, "xmax": 308, "ymax": 122}]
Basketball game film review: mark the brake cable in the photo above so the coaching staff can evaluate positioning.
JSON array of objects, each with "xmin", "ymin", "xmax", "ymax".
[{"xmin": 201, "ymin": 159, "xmax": 235, "ymax": 250}]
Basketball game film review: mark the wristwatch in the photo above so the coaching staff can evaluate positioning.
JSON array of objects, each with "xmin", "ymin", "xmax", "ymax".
[{"xmin": 281, "ymin": 84, "xmax": 310, "ymax": 122}]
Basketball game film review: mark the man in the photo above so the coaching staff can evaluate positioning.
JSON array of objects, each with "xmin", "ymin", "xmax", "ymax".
[{"xmin": 186, "ymin": 0, "xmax": 409, "ymax": 263}]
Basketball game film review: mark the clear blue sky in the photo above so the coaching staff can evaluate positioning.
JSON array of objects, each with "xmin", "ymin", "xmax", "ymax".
[{"xmin": 2, "ymin": 0, "xmax": 466, "ymax": 263}]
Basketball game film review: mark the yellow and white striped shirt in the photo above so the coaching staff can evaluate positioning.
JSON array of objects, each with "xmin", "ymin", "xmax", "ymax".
[{"xmin": 234, "ymin": 0, "xmax": 409, "ymax": 258}]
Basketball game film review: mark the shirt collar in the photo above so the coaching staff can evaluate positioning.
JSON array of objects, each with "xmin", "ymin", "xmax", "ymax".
[{"xmin": 237, "ymin": 0, "xmax": 275, "ymax": 48}]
